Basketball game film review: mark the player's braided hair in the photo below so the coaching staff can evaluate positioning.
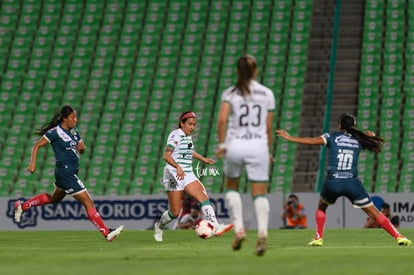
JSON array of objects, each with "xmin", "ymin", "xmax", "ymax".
[
  {"xmin": 338, "ymin": 113, "xmax": 384, "ymax": 153},
  {"xmin": 232, "ymin": 55, "xmax": 257, "ymax": 97},
  {"xmin": 36, "ymin": 105, "xmax": 75, "ymax": 135}
]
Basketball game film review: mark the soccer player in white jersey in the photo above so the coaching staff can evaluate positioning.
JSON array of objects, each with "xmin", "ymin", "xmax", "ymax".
[
  {"xmin": 153, "ymin": 111, "xmax": 233, "ymax": 242},
  {"xmin": 14, "ymin": 105, "xmax": 123, "ymax": 241},
  {"xmin": 216, "ymin": 55, "xmax": 276, "ymax": 256}
]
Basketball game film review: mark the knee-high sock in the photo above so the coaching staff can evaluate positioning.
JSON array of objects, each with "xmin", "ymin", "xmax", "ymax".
[
  {"xmin": 315, "ymin": 209, "xmax": 326, "ymax": 239},
  {"xmin": 376, "ymin": 213, "xmax": 401, "ymax": 238},
  {"xmin": 200, "ymin": 200, "xmax": 219, "ymax": 227},
  {"xmin": 22, "ymin": 194, "xmax": 51, "ymax": 211},
  {"xmin": 225, "ymin": 190, "xmax": 244, "ymax": 233},
  {"xmin": 87, "ymin": 208, "xmax": 109, "ymax": 236},
  {"xmin": 254, "ymin": 196, "xmax": 269, "ymax": 238},
  {"xmin": 158, "ymin": 210, "xmax": 176, "ymax": 229}
]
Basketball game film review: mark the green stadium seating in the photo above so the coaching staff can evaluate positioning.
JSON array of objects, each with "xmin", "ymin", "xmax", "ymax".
[{"xmin": 0, "ymin": 0, "xmax": 320, "ymax": 196}]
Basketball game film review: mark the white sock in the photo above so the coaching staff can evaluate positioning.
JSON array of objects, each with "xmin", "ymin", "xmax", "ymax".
[
  {"xmin": 225, "ymin": 190, "xmax": 244, "ymax": 233},
  {"xmin": 158, "ymin": 210, "xmax": 174, "ymax": 228},
  {"xmin": 201, "ymin": 204, "xmax": 219, "ymax": 228},
  {"xmin": 254, "ymin": 196, "xmax": 269, "ymax": 238}
]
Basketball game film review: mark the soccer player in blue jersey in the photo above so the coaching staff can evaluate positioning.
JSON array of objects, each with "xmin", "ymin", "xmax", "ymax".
[
  {"xmin": 153, "ymin": 111, "xmax": 233, "ymax": 242},
  {"xmin": 276, "ymin": 113, "xmax": 412, "ymax": 246},
  {"xmin": 14, "ymin": 105, "xmax": 123, "ymax": 241}
]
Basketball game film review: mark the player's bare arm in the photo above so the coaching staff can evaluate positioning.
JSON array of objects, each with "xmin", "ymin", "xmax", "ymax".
[
  {"xmin": 193, "ymin": 151, "xmax": 214, "ymax": 164},
  {"xmin": 164, "ymin": 146, "xmax": 185, "ymax": 179},
  {"xmin": 28, "ymin": 136, "xmax": 49, "ymax": 173},
  {"xmin": 267, "ymin": 111, "xmax": 275, "ymax": 162},
  {"xmin": 276, "ymin": 129, "xmax": 325, "ymax": 146},
  {"xmin": 215, "ymin": 102, "xmax": 230, "ymax": 158}
]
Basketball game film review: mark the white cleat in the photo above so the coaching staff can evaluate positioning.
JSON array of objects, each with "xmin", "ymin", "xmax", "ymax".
[
  {"xmin": 14, "ymin": 200, "xmax": 24, "ymax": 223},
  {"xmin": 154, "ymin": 222, "xmax": 163, "ymax": 242},
  {"xmin": 106, "ymin": 225, "xmax": 124, "ymax": 241},
  {"xmin": 214, "ymin": 223, "xmax": 234, "ymax": 237}
]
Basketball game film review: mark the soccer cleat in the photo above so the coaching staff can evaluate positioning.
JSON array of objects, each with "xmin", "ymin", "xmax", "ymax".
[
  {"xmin": 14, "ymin": 200, "xmax": 24, "ymax": 223},
  {"xmin": 154, "ymin": 222, "xmax": 164, "ymax": 242},
  {"xmin": 232, "ymin": 230, "xmax": 246, "ymax": 251},
  {"xmin": 308, "ymin": 238, "xmax": 323, "ymax": 246},
  {"xmin": 106, "ymin": 225, "xmax": 124, "ymax": 241},
  {"xmin": 255, "ymin": 237, "xmax": 267, "ymax": 256},
  {"xmin": 396, "ymin": 237, "xmax": 412, "ymax": 246},
  {"xmin": 214, "ymin": 223, "xmax": 234, "ymax": 237}
]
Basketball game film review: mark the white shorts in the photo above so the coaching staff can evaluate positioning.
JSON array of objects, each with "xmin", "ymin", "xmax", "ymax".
[
  {"xmin": 163, "ymin": 167, "xmax": 200, "ymax": 191},
  {"xmin": 224, "ymin": 139, "xmax": 270, "ymax": 182}
]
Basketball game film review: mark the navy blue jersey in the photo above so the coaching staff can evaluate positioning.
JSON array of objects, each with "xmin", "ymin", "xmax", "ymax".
[
  {"xmin": 44, "ymin": 125, "xmax": 82, "ymax": 169},
  {"xmin": 321, "ymin": 132, "xmax": 363, "ymax": 179}
]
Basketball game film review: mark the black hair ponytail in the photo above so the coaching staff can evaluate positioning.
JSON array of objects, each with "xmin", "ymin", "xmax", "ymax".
[
  {"xmin": 339, "ymin": 113, "xmax": 384, "ymax": 153},
  {"xmin": 36, "ymin": 105, "xmax": 74, "ymax": 136}
]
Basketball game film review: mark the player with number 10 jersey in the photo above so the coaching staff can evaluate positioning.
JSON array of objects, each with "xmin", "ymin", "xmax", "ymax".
[{"xmin": 321, "ymin": 131, "xmax": 362, "ymax": 180}]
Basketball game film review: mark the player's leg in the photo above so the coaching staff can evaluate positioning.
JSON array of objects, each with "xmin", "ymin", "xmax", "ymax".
[
  {"xmin": 185, "ymin": 180, "xmax": 233, "ymax": 236},
  {"xmin": 225, "ymin": 177, "xmax": 244, "ymax": 238},
  {"xmin": 74, "ymin": 190, "xmax": 107, "ymax": 235},
  {"xmin": 154, "ymin": 190, "xmax": 182, "ymax": 242},
  {"xmin": 350, "ymin": 178, "xmax": 411, "ymax": 245},
  {"xmin": 64, "ymin": 170, "xmax": 123, "ymax": 241},
  {"xmin": 251, "ymin": 182, "xmax": 269, "ymax": 256},
  {"xmin": 185, "ymin": 180, "xmax": 217, "ymax": 225},
  {"xmin": 309, "ymin": 179, "xmax": 338, "ymax": 246},
  {"xmin": 14, "ymin": 188, "xmax": 65, "ymax": 222},
  {"xmin": 74, "ymin": 190, "xmax": 123, "ymax": 241},
  {"xmin": 165, "ymin": 190, "xmax": 183, "ymax": 222},
  {"xmin": 308, "ymin": 199, "xmax": 329, "ymax": 246},
  {"xmin": 226, "ymin": 176, "xmax": 246, "ymax": 250},
  {"xmin": 245, "ymin": 148, "xmax": 270, "ymax": 256},
  {"xmin": 154, "ymin": 168, "xmax": 186, "ymax": 241},
  {"xmin": 362, "ymin": 205, "xmax": 412, "ymax": 246},
  {"xmin": 222, "ymin": 148, "xmax": 244, "ymax": 241}
]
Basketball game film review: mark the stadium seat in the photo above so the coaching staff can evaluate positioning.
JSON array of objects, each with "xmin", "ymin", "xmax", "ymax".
[{"xmin": 0, "ymin": 0, "xmax": 348, "ymax": 196}]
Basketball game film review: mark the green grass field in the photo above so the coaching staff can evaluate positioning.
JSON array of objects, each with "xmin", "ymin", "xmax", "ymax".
[{"xmin": 1, "ymin": 228, "xmax": 413, "ymax": 275}]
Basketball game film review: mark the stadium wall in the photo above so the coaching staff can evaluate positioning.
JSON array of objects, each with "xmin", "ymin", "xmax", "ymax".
[{"xmin": 1, "ymin": 193, "xmax": 413, "ymax": 231}]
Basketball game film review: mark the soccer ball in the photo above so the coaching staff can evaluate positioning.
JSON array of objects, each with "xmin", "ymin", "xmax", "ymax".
[{"xmin": 195, "ymin": 220, "xmax": 215, "ymax": 239}]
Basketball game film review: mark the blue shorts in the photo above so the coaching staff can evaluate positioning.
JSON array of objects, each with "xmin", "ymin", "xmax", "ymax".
[
  {"xmin": 320, "ymin": 177, "xmax": 372, "ymax": 208},
  {"xmin": 54, "ymin": 166, "xmax": 86, "ymax": 195}
]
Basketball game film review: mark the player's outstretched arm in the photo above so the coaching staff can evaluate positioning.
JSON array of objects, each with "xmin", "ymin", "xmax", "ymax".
[
  {"xmin": 275, "ymin": 129, "xmax": 324, "ymax": 146},
  {"xmin": 193, "ymin": 151, "xmax": 214, "ymax": 164}
]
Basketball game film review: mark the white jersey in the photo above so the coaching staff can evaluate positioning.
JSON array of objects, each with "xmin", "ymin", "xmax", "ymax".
[
  {"xmin": 165, "ymin": 128, "xmax": 194, "ymax": 173},
  {"xmin": 221, "ymin": 80, "xmax": 276, "ymax": 143}
]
